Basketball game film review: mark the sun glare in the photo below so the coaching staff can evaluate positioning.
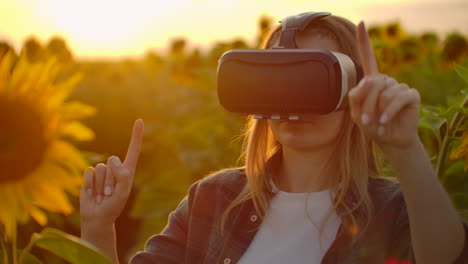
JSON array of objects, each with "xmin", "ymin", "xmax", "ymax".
[
  {"xmin": 38, "ymin": 0, "xmax": 164, "ymax": 52},
  {"xmin": 1, "ymin": 0, "xmax": 466, "ymax": 58}
]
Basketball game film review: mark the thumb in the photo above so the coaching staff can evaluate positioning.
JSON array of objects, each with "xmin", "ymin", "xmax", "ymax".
[{"xmin": 109, "ymin": 156, "xmax": 133, "ymax": 196}]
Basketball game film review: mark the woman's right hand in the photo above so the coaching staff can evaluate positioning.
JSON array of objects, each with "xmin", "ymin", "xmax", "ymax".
[{"xmin": 80, "ymin": 119, "xmax": 144, "ymax": 226}]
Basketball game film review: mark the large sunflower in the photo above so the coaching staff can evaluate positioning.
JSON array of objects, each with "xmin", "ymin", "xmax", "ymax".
[{"xmin": 0, "ymin": 51, "xmax": 95, "ymax": 239}]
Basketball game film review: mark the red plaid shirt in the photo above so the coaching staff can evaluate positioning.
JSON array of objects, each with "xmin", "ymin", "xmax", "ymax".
[{"xmin": 130, "ymin": 169, "xmax": 468, "ymax": 264}]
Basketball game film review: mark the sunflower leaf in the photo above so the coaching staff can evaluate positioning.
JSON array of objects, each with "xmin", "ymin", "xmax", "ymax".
[
  {"xmin": 445, "ymin": 160, "xmax": 465, "ymax": 177},
  {"xmin": 0, "ymin": 249, "xmax": 44, "ymax": 264},
  {"xmin": 455, "ymin": 64, "xmax": 468, "ymax": 83},
  {"xmin": 450, "ymin": 193, "xmax": 468, "ymax": 210},
  {"xmin": 33, "ymin": 228, "xmax": 112, "ymax": 264}
]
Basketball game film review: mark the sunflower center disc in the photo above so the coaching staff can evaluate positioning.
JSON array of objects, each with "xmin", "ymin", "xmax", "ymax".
[{"xmin": 0, "ymin": 96, "xmax": 47, "ymax": 183}]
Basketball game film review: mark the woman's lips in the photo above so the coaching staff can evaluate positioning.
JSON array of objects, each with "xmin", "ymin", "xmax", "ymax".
[{"xmin": 280, "ymin": 118, "xmax": 321, "ymax": 124}]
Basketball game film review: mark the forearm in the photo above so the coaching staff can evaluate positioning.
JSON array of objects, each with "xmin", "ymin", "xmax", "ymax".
[
  {"xmin": 81, "ymin": 222, "xmax": 119, "ymax": 264},
  {"xmin": 382, "ymin": 139, "xmax": 465, "ymax": 264}
]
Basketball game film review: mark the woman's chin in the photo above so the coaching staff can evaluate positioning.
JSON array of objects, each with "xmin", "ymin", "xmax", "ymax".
[
  {"xmin": 279, "ymin": 134, "xmax": 331, "ymax": 152},
  {"xmin": 277, "ymin": 121, "xmax": 320, "ymax": 137}
]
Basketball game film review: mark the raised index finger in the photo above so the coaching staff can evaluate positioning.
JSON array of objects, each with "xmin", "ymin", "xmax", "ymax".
[
  {"xmin": 123, "ymin": 119, "xmax": 144, "ymax": 172},
  {"xmin": 357, "ymin": 21, "xmax": 379, "ymax": 76}
]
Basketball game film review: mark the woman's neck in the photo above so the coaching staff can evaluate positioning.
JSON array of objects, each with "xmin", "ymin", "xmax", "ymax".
[{"xmin": 276, "ymin": 145, "xmax": 335, "ymax": 193}]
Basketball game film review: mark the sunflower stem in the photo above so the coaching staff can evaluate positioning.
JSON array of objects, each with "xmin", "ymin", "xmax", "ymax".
[
  {"xmin": 0, "ymin": 226, "xmax": 9, "ymax": 264},
  {"xmin": 11, "ymin": 221, "xmax": 17, "ymax": 264},
  {"xmin": 17, "ymin": 235, "xmax": 37, "ymax": 264},
  {"xmin": 437, "ymin": 129, "xmax": 451, "ymax": 183},
  {"xmin": 437, "ymin": 93, "xmax": 468, "ymax": 183}
]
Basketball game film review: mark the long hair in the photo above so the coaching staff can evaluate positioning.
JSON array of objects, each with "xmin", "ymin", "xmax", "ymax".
[{"xmin": 220, "ymin": 15, "xmax": 381, "ymax": 238}]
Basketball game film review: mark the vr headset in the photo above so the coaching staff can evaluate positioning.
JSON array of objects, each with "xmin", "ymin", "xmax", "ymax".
[{"xmin": 217, "ymin": 12, "xmax": 363, "ymax": 120}]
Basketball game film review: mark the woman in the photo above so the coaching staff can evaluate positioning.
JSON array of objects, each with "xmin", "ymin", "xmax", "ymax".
[{"xmin": 80, "ymin": 14, "xmax": 467, "ymax": 263}]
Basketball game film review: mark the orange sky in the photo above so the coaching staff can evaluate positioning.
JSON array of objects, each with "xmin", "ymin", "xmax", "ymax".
[{"xmin": 1, "ymin": 0, "xmax": 467, "ymax": 59}]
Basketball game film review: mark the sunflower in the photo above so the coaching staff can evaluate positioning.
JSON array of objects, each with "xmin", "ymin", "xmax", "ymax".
[
  {"xmin": 450, "ymin": 130, "xmax": 468, "ymax": 171},
  {"xmin": 0, "ymin": 51, "xmax": 96, "ymax": 239}
]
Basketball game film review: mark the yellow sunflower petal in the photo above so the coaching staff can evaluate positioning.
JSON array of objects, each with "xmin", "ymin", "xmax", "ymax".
[
  {"xmin": 43, "ymin": 112, "xmax": 62, "ymax": 140},
  {"xmin": 0, "ymin": 209, "xmax": 15, "ymax": 239},
  {"xmin": 47, "ymin": 73, "xmax": 83, "ymax": 108},
  {"xmin": 29, "ymin": 206, "xmax": 48, "ymax": 226},
  {"xmin": 0, "ymin": 186, "xmax": 16, "ymax": 239},
  {"xmin": 49, "ymin": 140, "xmax": 89, "ymax": 171},
  {"xmin": 38, "ymin": 58, "xmax": 60, "ymax": 90},
  {"xmin": 31, "ymin": 60, "xmax": 62, "ymax": 101},
  {"xmin": 32, "ymin": 182, "xmax": 74, "ymax": 214},
  {"xmin": 0, "ymin": 51, "xmax": 14, "ymax": 91},
  {"xmin": 9, "ymin": 54, "xmax": 32, "ymax": 92},
  {"xmin": 450, "ymin": 146, "xmax": 465, "ymax": 159},
  {"xmin": 61, "ymin": 101, "xmax": 97, "ymax": 121},
  {"xmin": 13, "ymin": 182, "xmax": 33, "ymax": 223},
  {"xmin": 451, "ymin": 132, "xmax": 468, "ymax": 159},
  {"xmin": 16, "ymin": 63, "xmax": 43, "ymax": 95},
  {"xmin": 34, "ymin": 158, "xmax": 83, "ymax": 194},
  {"xmin": 61, "ymin": 121, "xmax": 95, "ymax": 141},
  {"xmin": 4, "ymin": 184, "xmax": 20, "ymax": 216}
]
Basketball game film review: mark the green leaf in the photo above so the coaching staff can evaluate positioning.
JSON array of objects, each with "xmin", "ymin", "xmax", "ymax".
[
  {"xmin": 440, "ymin": 105, "xmax": 463, "ymax": 119},
  {"xmin": 450, "ymin": 193, "xmax": 468, "ymax": 210},
  {"xmin": 418, "ymin": 113, "xmax": 446, "ymax": 134},
  {"xmin": 18, "ymin": 250, "xmax": 44, "ymax": 264},
  {"xmin": 445, "ymin": 160, "xmax": 465, "ymax": 177},
  {"xmin": 456, "ymin": 118, "xmax": 468, "ymax": 132},
  {"xmin": 455, "ymin": 64, "xmax": 468, "ymax": 83},
  {"xmin": 32, "ymin": 228, "xmax": 112, "ymax": 264},
  {"xmin": 421, "ymin": 105, "xmax": 445, "ymax": 118},
  {"xmin": 0, "ymin": 249, "xmax": 44, "ymax": 264}
]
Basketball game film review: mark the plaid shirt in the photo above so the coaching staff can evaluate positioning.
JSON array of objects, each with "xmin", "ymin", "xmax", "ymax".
[{"xmin": 130, "ymin": 169, "xmax": 468, "ymax": 264}]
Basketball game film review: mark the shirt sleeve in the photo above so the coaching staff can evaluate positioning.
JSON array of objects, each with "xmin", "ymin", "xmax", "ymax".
[
  {"xmin": 129, "ymin": 181, "xmax": 200, "ymax": 264},
  {"xmin": 453, "ymin": 220, "xmax": 468, "ymax": 264},
  {"xmin": 386, "ymin": 192, "xmax": 417, "ymax": 263}
]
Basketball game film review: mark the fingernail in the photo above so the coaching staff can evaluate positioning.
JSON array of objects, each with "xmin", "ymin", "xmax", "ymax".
[
  {"xmin": 111, "ymin": 156, "xmax": 119, "ymax": 166},
  {"xmin": 377, "ymin": 126, "xmax": 385, "ymax": 136},
  {"xmin": 87, "ymin": 188, "xmax": 93, "ymax": 196},
  {"xmin": 96, "ymin": 195, "xmax": 102, "ymax": 204},
  {"xmin": 379, "ymin": 114, "xmax": 388, "ymax": 124},
  {"xmin": 361, "ymin": 113, "xmax": 370, "ymax": 125},
  {"xmin": 104, "ymin": 186, "xmax": 112, "ymax": 196}
]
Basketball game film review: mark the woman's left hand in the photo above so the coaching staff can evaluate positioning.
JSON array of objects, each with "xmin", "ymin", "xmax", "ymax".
[{"xmin": 348, "ymin": 21, "xmax": 421, "ymax": 151}]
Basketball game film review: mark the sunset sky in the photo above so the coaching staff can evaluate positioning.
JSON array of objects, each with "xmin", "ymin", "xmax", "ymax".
[{"xmin": 1, "ymin": 0, "xmax": 467, "ymax": 59}]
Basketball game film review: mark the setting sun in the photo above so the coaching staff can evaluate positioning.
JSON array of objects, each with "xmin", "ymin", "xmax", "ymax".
[{"xmin": 42, "ymin": 0, "xmax": 157, "ymax": 44}]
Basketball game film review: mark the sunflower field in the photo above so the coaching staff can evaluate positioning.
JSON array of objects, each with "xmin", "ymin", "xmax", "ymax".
[{"xmin": 1, "ymin": 16, "xmax": 468, "ymax": 263}]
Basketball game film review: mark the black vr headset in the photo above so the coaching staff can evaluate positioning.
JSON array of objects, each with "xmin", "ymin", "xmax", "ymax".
[{"xmin": 217, "ymin": 12, "xmax": 364, "ymax": 120}]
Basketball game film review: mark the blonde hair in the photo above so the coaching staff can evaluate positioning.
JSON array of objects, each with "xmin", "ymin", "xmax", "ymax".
[{"xmin": 219, "ymin": 15, "xmax": 381, "ymax": 239}]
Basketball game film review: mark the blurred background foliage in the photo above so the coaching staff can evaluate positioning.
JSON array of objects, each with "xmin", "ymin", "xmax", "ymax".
[{"xmin": 2, "ymin": 15, "xmax": 468, "ymax": 262}]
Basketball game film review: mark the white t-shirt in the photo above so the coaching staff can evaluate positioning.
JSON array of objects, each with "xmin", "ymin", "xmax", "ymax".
[{"xmin": 237, "ymin": 185, "xmax": 341, "ymax": 264}]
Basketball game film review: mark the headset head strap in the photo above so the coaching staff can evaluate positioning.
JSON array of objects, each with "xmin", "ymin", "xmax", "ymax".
[{"xmin": 276, "ymin": 11, "xmax": 331, "ymax": 49}]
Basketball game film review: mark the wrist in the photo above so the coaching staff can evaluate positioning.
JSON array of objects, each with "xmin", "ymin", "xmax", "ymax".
[
  {"xmin": 379, "ymin": 138, "xmax": 436, "ymax": 184},
  {"xmin": 379, "ymin": 135, "xmax": 423, "ymax": 159},
  {"xmin": 81, "ymin": 221, "xmax": 115, "ymax": 238},
  {"xmin": 80, "ymin": 221, "xmax": 119, "ymax": 263},
  {"xmin": 379, "ymin": 138, "xmax": 427, "ymax": 171}
]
